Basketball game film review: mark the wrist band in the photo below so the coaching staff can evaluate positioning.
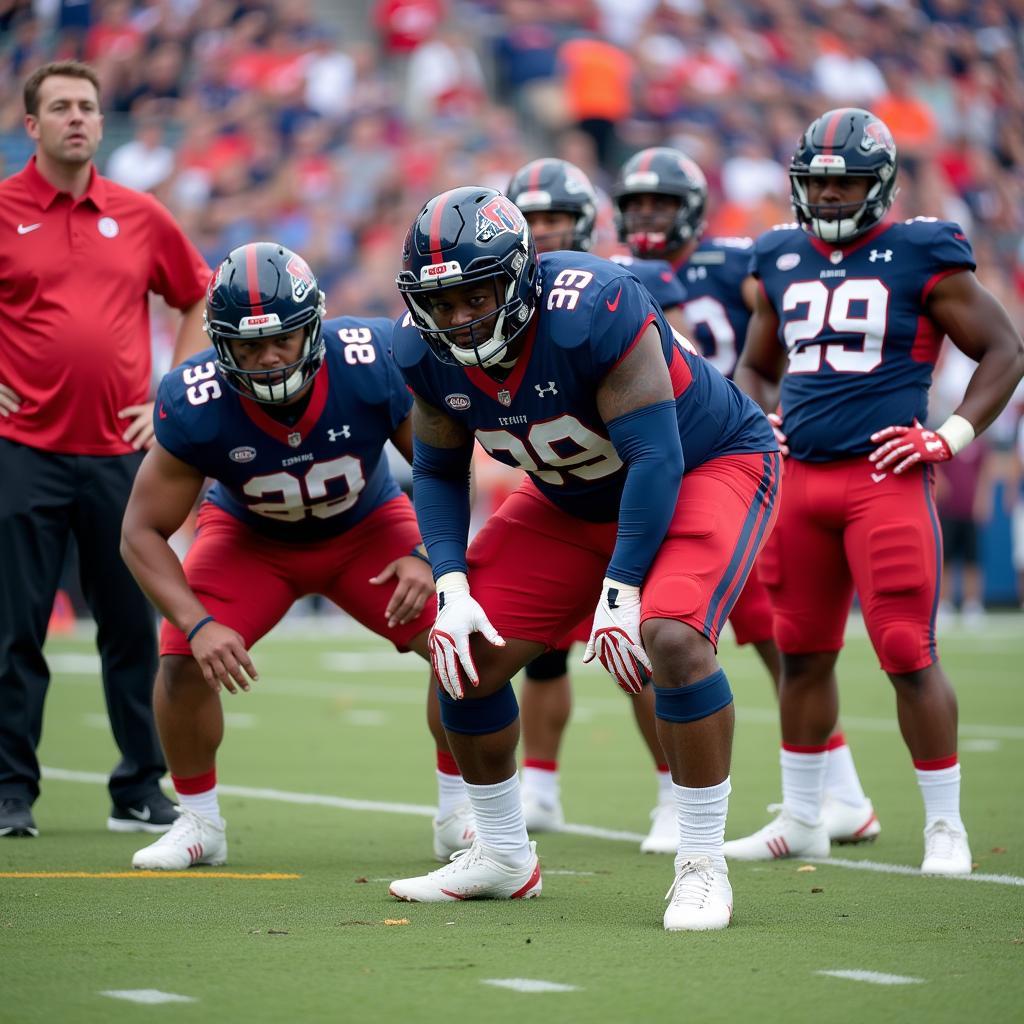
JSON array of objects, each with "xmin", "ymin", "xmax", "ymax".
[
  {"xmin": 935, "ymin": 414, "xmax": 975, "ymax": 456},
  {"xmin": 186, "ymin": 615, "xmax": 215, "ymax": 642},
  {"xmin": 409, "ymin": 545, "xmax": 431, "ymax": 565}
]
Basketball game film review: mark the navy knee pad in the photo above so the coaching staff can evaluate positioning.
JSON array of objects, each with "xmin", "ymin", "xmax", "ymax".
[
  {"xmin": 655, "ymin": 668, "xmax": 733, "ymax": 723},
  {"xmin": 524, "ymin": 648, "xmax": 569, "ymax": 682},
  {"xmin": 438, "ymin": 681, "xmax": 519, "ymax": 735}
]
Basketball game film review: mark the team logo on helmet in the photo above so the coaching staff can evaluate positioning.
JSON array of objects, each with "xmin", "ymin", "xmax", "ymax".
[
  {"xmin": 860, "ymin": 121, "xmax": 895, "ymax": 155},
  {"xmin": 286, "ymin": 254, "xmax": 315, "ymax": 302},
  {"xmin": 476, "ymin": 196, "xmax": 524, "ymax": 243}
]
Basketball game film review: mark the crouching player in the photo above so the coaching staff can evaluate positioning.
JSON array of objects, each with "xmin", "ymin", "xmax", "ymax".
[{"xmin": 121, "ymin": 243, "xmax": 471, "ymax": 869}]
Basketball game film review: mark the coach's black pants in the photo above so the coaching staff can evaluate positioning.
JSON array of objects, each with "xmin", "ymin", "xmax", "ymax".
[{"xmin": 0, "ymin": 438, "xmax": 163, "ymax": 806}]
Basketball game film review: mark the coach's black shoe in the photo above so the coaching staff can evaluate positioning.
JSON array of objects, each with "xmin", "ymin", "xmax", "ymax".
[
  {"xmin": 0, "ymin": 798, "xmax": 39, "ymax": 837},
  {"xmin": 107, "ymin": 791, "xmax": 180, "ymax": 834}
]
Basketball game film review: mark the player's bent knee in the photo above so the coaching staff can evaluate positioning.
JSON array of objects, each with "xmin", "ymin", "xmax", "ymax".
[
  {"xmin": 654, "ymin": 668, "xmax": 733, "ymax": 723},
  {"xmin": 159, "ymin": 654, "xmax": 206, "ymax": 697},
  {"xmin": 642, "ymin": 616, "xmax": 713, "ymax": 680},
  {"xmin": 439, "ymin": 681, "xmax": 519, "ymax": 735},
  {"xmin": 876, "ymin": 623, "xmax": 929, "ymax": 675},
  {"xmin": 643, "ymin": 573, "xmax": 704, "ymax": 621},
  {"xmin": 524, "ymin": 648, "xmax": 569, "ymax": 681}
]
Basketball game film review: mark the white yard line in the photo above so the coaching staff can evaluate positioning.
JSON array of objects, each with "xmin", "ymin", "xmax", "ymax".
[
  {"xmin": 42, "ymin": 766, "xmax": 1023, "ymax": 886},
  {"xmin": 482, "ymin": 979, "xmax": 580, "ymax": 993},
  {"xmin": 816, "ymin": 970, "xmax": 924, "ymax": 986},
  {"xmin": 100, "ymin": 990, "xmax": 196, "ymax": 1004}
]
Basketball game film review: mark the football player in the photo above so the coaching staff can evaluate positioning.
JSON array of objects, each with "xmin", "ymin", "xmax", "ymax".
[
  {"xmin": 505, "ymin": 157, "xmax": 686, "ymax": 847},
  {"xmin": 729, "ymin": 109, "xmax": 1024, "ymax": 874},
  {"xmin": 613, "ymin": 146, "xmax": 879, "ymax": 846},
  {"xmin": 387, "ymin": 186, "xmax": 781, "ymax": 931},
  {"xmin": 121, "ymin": 243, "xmax": 474, "ymax": 870}
]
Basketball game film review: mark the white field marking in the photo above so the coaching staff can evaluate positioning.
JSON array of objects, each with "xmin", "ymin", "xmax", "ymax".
[
  {"xmin": 960, "ymin": 738, "xmax": 1000, "ymax": 753},
  {"xmin": 101, "ymin": 990, "xmax": 196, "ymax": 1004},
  {"xmin": 803, "ymin": 857, "xmax": 1024, "ymax": 887},
  {"xmin": 40, "ymin": 767, "xmax": 1024, "ymax": 886},
  {"xmin": 816, "ymin": 970, "xmax": 924, "ymax": 986},
  {"xmin": 482, "ymin": 979, "xmax": 580, "ymax": 994},
  {"xmin": 345, "ymin": 709, "xmax": 387, "ymax": 726}
]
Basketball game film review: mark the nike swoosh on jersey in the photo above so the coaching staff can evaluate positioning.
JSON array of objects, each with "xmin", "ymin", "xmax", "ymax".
[
  {"xmin": 605, "ymin": 287, "xmax": 622, "ymax": 312},
  {"xmin": 158, "ymin": 404, "xmax": 168, "ymax": 420},
  {"xmin": 17, "ymin": 223, "xmax": 42, "ymax": 235}
]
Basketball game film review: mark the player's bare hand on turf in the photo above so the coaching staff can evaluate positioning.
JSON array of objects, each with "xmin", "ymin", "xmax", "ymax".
[
  {"xmin": 869, "ymin": 421, "xmax": 952, "ymax": 475},
  {"xmin": 429, "ymin": 572, "xmax": 505, "ymax": 699},
  {"xmin": 370, "ymin": 555, "xmax": 434, "ymax": 628},
  {"xmin": 119, "ymin": 402, "xmax": 157, "ymax": 450},
  {"xmin": 767, "ymin": 412, "xmax": 789, "ymax": 457},
  {"xmin": 0, "ymin": 381, "xmax": 22, "ymax": 417},
  {"xmin": 189, "ymin": 621, "xmax": 259, "ymax": 695},
  {"xmin": 583, "ymin": 578, "xmax": 652, "ymax": 695}
]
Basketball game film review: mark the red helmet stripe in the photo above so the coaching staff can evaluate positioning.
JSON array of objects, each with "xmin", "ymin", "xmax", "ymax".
[
  {"xmin": 245, "ymin": 244, "xmax": 264, "ymax": 316},
  {"xmin": 637, "ymin": 148, "xmax": 657, "ymax": 173},
  {"xmin": 821, "ymin": 108, "xmax": 853, "ymax": 154},
  {"xmin": 528, "ymin": 160, "xmax": 545, "ymax": 191},
  {"xmin": 428, "ymin": 189, "xmax": 458, "ymax": 264}
]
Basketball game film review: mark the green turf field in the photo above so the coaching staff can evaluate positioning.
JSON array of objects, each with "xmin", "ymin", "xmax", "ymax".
[{"xmin": 2, "ymin": 616, "xmax": 1022, "ymax": 1023}]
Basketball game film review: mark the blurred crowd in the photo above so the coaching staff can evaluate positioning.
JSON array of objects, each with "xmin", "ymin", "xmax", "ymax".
[{"xmin": 2, "ymin": 0, "xmax": 1024, "ymax": 608}]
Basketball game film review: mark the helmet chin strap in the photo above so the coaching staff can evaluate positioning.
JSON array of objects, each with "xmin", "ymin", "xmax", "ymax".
[
  {"xmin": 250, "ymin": 364, "xmax": 307, "ymax": 403},
  {"xmin": 449, "ymin": 308, "xmax": 509, "ymax": 368}
]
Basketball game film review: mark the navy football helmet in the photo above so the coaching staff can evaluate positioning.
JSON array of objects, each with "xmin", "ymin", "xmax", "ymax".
[
  {"xmin": 205, "ymin": 242, "xmax": 326, "ymax": 404},
  {"xmin": 506, "ymin": 158, "xmax": 597, "ymax": 252},
  {"xmin": 612, "ymin": 147, "xmax": 707, "ymax": 256},
  {"xmin": 397, "ymin": 186, "xmax": 540, "ymax": 370},
  {"xmin": 790, "ymin": 108, "xmax": 899, "ymax": 242}
]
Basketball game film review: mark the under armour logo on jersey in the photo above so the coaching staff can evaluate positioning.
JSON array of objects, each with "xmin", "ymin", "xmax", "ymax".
[
  {"xmin": 327, "ymin": 426, "xmax": 351, "ymax": 441},
  {"xmin": 869, "ymin": 249, "xmax": 893, "ymax": 262},
  {"xmin": 535, "ymin": 382, "xmax": 558, "ymax": 398}
]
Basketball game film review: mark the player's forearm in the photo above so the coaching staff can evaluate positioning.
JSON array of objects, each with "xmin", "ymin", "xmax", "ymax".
[
  {"xmin": 120, "ymin": 526, "xmax": 210, "ymax": 634},
  {"xmin": 605, "ymin": 400, "xmax": 683, "ymax": 586},
  {"xmin": 169, "ymin": 300, "xmax": 208, "ymax": 369},
  {"xmin": 412, "ymin": 437, "xmax": 474, "ymax": 580},
  {"xmin": 953, "ymin": 340, "xmax": 1024, "ymax": 436}
]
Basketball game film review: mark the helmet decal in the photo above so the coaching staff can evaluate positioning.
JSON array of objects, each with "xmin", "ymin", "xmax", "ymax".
[{"xmin": 475, "ymin": 195, "xmax": 525, "ymax": 243}]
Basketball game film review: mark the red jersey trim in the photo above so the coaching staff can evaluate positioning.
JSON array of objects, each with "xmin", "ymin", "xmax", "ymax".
[
  {"xmin": 464, "ymin": 317, "xmax": 539, "ymax": 404},
  {"xmin": 239, "ymin": 357, "xmax": 330, "ymax": 444},
  {"xmin": 921, "ymin": 267, "xmax": 965, "ymax": 303},
  {"xmin": 667, "ymin": 341, "xmax": 693, "ymax": 397},
  {"xmin": 805, "ymin": 219, "xmax": 893, "ymax": 261},
  {"xmin": 609, "ymin": 311, "xmax": 658, "ymax": 374}
]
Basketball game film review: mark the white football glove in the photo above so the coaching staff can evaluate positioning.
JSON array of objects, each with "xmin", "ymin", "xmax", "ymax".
[
  {"xmin": 583, "ymin": 578, "xmax": 652, "ymax": 695},
  {"xmin": 429, "ymin": 572, "xmax": 505, "ymax": 699}
]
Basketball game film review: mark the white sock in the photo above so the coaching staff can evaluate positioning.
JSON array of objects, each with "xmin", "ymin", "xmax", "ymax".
[
  {"xmin": 674, "ymin": 776, "xmax": 731, "ymax": 871},
  {"xmin": 465, "ymin": 775, "xmax": 532, "ymax": 866},
  {"xmin": 781, "ymin": 748, "xmax": 827, "ymax": 824},
  {"xmin": 177, "ymin": 788, "xmax": 222, "ymax": 828},
  {"xmin": 656, "ymin": 766, "xmax": 673, "ymax": 805},
  {"xmin": 824, "ymin": 740, "xmax": 868, "ymax": 807},
  {"xmin": 521, "ymin": 764, "xmax": 559, "ymax": 804},
  {"xmin": 915, "ymin": 763, "xmax": 964, "ymax": 830},
  {"xmin": 436, "ymin": 770, "xmax": 467, "ymax": 819}
]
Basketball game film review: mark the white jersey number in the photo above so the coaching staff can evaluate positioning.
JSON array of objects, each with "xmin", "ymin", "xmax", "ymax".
[
  {"xmin": 476, "ymin": 415, "xmax": 622, "ymax": 486},
  {"xmin": 683, "ymin": 295, "xmax": 736, "ymax": 375},
  {"xmin": 183, "ymin": 361, "xmax": 222, "ymax": 405},
  {"xmin": 242, "ymin": 455, "xmax": 366, "ymax": 521},
  {"xmin": 782, "ymin": 278, "xmax": 889, "ymax": 374}
]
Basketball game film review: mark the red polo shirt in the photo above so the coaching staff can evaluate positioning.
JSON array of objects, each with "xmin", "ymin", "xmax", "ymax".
[{"xmin": 0, "ymin": 158, "xmax": 210, "ymax": 455}]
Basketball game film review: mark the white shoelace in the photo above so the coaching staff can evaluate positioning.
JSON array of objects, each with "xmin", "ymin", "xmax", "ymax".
[{"xmin": 664, "ymin": 857, "xmax": 715, "ymax": 908}]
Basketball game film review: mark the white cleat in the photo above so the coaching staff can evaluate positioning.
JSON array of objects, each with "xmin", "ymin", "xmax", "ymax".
[
  {"xmin": 722, "ymin": 806, "xmax": 829, "ymax": 861},
  {"xmin": 522, "ymin": 790, "xmax": 564, "ymax": 832},
  {"xmin": 131, "ymin": 807, "xmax": 227, "ymax": 870},
  {"xmin": 640, "ymin": 800, "xmax": 677, "ymax": 854},
  {"xmin": 432, "ymin": 802, "xmax": 476, "ymax": 862},
  {"xmin": 663, "ymin": 857, "xmax": 733, "ymax": 931},
  {"xmin": 921, "ymin": 819, "xmax": 972, "ymax": 876},
  {"xmin": 822, "ymin": 795, "xmax": 881, "ymax": 845},
  {"xmin": 390, "ymin": 840, "xmax": 542, "ymax": 902}
]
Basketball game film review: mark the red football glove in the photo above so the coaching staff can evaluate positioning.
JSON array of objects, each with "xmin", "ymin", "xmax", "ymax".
[{"xmin": 869, "ymin": 422, "xmax": 953, "ymax": 475}]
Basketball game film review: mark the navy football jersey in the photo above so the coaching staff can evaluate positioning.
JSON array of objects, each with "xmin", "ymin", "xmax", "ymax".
[
  {"xmin": 155, "ymin": 316, "xmax": 411, "ymax": 542},
  {"xmin": 609, "ymin": 253, "xmax": 687, "ymax": 312},
  {"xmin": 676, "ymin": 236, "xmax": 754, "ymax": 379},
  {"xmin": 394, "ymin": 250, "xmax": 772, "ymax": 523},
  {"xmin": 750, "ymin": 218, "xmax": 975, "ymax": 462}
]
